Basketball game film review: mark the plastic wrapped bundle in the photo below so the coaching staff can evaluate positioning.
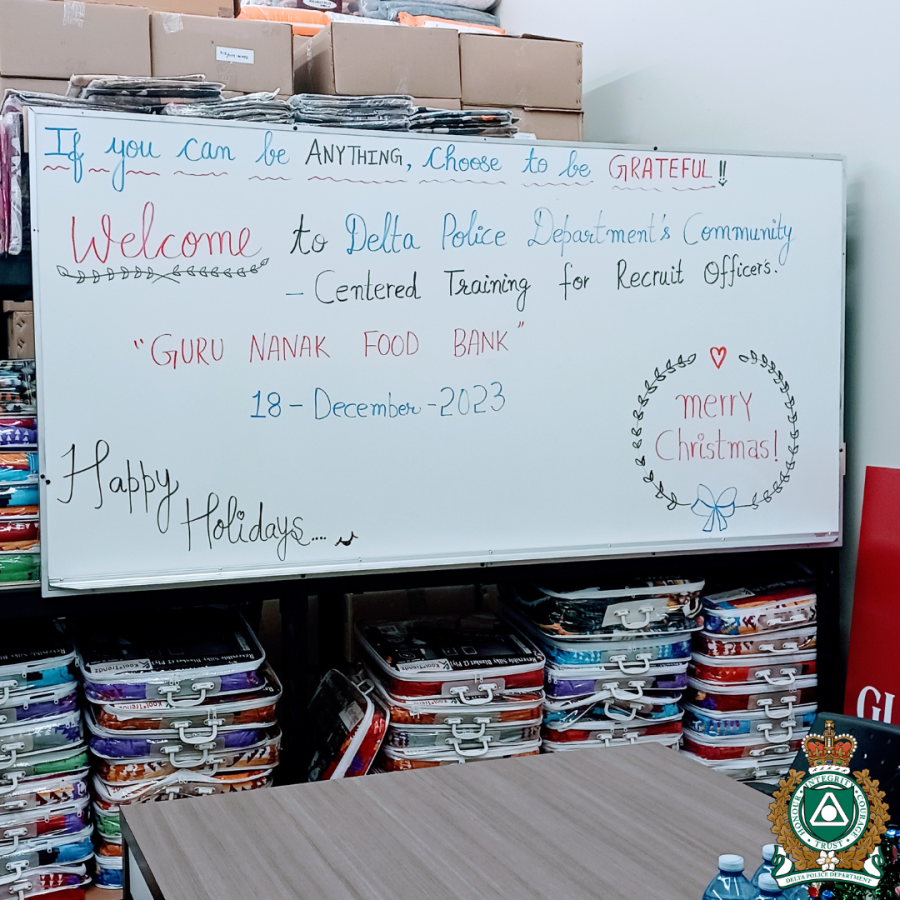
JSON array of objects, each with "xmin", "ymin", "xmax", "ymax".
[
  {"xmin": 358, "ymin": 0, "xmax": 499, "ymax": 26},
  {"xmin": 409, "ymin": 108, "xmax": 517, "ymax": 136},
  {"xmin": 290, "ymin": 94, "xmax": 413, "ymax": 130},
  {"xmin": 164, "ymin": 93, "xmax": 293, "ymax": 123}
]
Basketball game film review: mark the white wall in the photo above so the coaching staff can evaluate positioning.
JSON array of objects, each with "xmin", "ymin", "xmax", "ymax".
[{"xmin": 499, "ymin": 0, "xmax": 900, "ymax": 652}]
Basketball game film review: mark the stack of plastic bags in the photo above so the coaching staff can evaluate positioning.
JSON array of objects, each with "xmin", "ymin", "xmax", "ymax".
[
  {"xmin": 681, "ymin": 575, "xmax": 818, "ymax": 784},
  {"xmin": 0, "ymin": 361, "xmax": 39, "ymax": 587},
  {"xmin": 355, "ymin": 614, "xmax": 545, "ymax": 771},
  {"xmin": 502, "ymin": 579, "xmax": 703, "ymax": 753},
  {"xmin": 290, "ymin": 94, "xmax": 414, "ymax": 130},
  {"xmin": 164, "ymin": 92, "xmax": 293, "ymax": 124},
  {"xmin": 69, "ymin": 608, "xmax": 280, "ymax": 891},
  {"xmin": 0, "ymin": 621, "xmax": 91, "ymax": 900},
  {"xmin": 410, "ymin": 107, "xmax": 517, "ymax": 136}
]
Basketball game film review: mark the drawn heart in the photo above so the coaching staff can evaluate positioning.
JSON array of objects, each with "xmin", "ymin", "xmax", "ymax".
[{"xmin": 710, "ymin": 347, "xmax": 727, "ymax": 369}]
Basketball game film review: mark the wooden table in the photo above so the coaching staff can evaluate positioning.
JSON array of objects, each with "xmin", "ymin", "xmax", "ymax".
[{"xmin": 122, "ymin": 745, "xmax": 775, "ymax": 900}]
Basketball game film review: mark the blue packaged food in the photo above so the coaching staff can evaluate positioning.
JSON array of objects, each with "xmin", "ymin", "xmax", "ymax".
[{"xmin": 682, "ymin": 702, "xmax": 817, "ymax": 738}]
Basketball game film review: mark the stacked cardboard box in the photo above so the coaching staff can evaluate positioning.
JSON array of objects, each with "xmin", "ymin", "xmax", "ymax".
[{"xmin": 460, "ymin": 33, "xmax": 584, "ymax": 141}]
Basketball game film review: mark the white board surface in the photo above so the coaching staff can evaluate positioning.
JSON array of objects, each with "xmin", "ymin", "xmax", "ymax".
[{"xmin": 27, "ymin": 108, "xmax": 844, "ymax": 593}]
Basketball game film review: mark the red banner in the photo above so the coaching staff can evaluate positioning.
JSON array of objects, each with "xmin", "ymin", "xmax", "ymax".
[{"xmin": 844, "ymin": 466, "xmax": 900, "ymax": 723}]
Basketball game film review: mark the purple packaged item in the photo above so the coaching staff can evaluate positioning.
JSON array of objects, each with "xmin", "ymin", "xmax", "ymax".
[
  {"xmin": 544, "ymin": 661, "xmax": 689, "ymax": 700},
  {"xmin": 0, "ymin": 684, "xmax": 78, "ymax": 726},
  {"xmin": 0, "ymin": 713, "xmax": 83, "ymax": 769},
  {"xmin": 71, "ymin": 608, "xmax": 266, "ymax": 705}
]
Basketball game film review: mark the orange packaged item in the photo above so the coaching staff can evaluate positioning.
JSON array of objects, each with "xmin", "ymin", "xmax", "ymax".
[
  {"xmin": 237, "ymin": 6, "xmax": 328, "ymax": 35},
  {"xmin": 397, "ymin": 11, "xmax": 503, "ymax": 33}
]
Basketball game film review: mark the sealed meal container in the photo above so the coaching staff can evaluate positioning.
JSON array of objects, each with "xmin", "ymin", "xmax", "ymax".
[
  {"xmin": 504, "ymin": 577, "xmax": 704, "ymax": 637},
  {"xmin": 544, "ymin": 660, "xmax": 688, "ymax": 700},
  {"xmin": 307, "ymin": 670, "xmax": 388, "ymax": 782},
  {"xmin": 384, "ymin": 718, "xmax": 541, "ymax": 754},
  {"xmin": 93, "ymin": 666, "xmax": 280, "ymax": 732},
  {"xmin": 93, "ymin": 731, "xmax": 280, "ymax": 784},
  {"xmin": 357, "ymin": 615, "xmax": 545, "ymax": 701},
  {"xmin": 690, "ymin": 650, "xmax": 816, "ymax": 686},
  {"xmin": 378, "ymin": 739, "xmax": 541, "ymax": 771},
  {"xmin": 682, "ymin": 702, "xmax": 817, "ymax": 738},
  {"xmin": 695, "ymin": 625, "xmax": 816, "ymax": 658},
  {"xmin": 681, "ymin": 725, "xmax": 808, "ymax": 762},
  {"xmin": 0, "ymin": 622, "xmax": 77, "ymax": 698},
  {"xmin": 369, "ymin": 674, "xmax": 543, "ymax": 726},
  {"xmin": 543, "ymin": 720, "xmax": 682, "ymax": 751},
  {"xmin": 0, "ymin": 771, "xmax": 88, "ymax": 812},
  {"xmin": 543, "ymin": 694, "xmax": 683, "ymax": 730},
  {"xmin": 0, "ymin": 827, "xmax": 94, "ymax": 871},
  {"xmin": 71, "ymin": 607, "xmax": 266, "ymax": 705},
  {"xmin": 684, "ymin": 674, "xmax": 817, "ymax": 714},
  {"xmin": 702, "ymin": 581, "xmax": 816, "ymax": 636}
]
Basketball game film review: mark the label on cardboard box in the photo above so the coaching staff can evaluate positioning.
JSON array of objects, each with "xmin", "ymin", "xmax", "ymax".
[{"xmin": 216, "ymin": 46, "xmax": 254, "ymax": 64}]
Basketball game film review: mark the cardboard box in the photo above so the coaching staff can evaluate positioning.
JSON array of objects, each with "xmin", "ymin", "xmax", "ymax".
[
  {"xmin": 0, "ymin": 77, "xmax": 69, "ymax": 96},
  {"xmin": 413, "ymin": 97, "xmax": 461, "ymax": 110},
  {"xmin": 460, "ymin": 33, "xmax": 582, "ymax": 110},
  {"xmin": 0, "ymin": 0, "xmax": 150, "ymax": 79},
  {"xmin": 91, "ymin": 0, "xmax": 234, "ymax": 19},
  {"xmin": 464, "ymin": 104, "xmax": 583, "ymax": 141},
  {"xmin": 6, "ymin": 310, "xmax": 34, "ymax": 360},
  {"xmin": 151, "ymin": 13, "xmax": 292, "ymax": 94},
  {"xmin": 294, "ymin": 22, "xmax": 460, "ymax": 98}
]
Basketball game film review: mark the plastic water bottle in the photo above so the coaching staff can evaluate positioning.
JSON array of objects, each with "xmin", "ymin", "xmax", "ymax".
[
  {"xmin": 703, "ymin": 854, "xmax": 755, "ymax": 900},
  {"xmin": 752, "ymin": 846, "xmax": 808, "ymax": 900},
  {"xmin": 751, "ymin": 845, "xmax": 777, "ymax": 888},
  {"xmin": 756, "ymin": 873, "xmax": 783, "ymax": 898}
]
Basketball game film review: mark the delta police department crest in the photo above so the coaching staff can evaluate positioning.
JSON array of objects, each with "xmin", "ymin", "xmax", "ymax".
[{"xmin": 768, "ymin": 720, "xmax": 890, "ymax": 889}]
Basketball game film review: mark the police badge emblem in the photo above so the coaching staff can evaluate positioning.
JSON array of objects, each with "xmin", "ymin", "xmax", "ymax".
[{"xmin": 768, "ymin": 720, "xmax": 890, "ymax": 889}]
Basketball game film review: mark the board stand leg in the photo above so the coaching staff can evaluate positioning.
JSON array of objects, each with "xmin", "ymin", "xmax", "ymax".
[{"xmin": 279, "ymin": 587, "xmax": 312, "ymax": 785}]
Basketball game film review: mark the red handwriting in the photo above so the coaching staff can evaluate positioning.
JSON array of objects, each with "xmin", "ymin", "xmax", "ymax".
[
  {"xmin": 72, "ymin": 201, "xmax": 257, "ymax": 264},
  {"xmin": 364, "ymin": 332, "xmax": 418, "ymax": 358},
  {"xmin": 609, "ymin": 154, "xmax": 711, "ymax": 183},
  {"xmin": 454, "ymin": 329, "xmax": 509, "ymax": 357},
  {"xmin": 676, "ymin": 392, "xmax": 752, "ymax": 420},
  {"xmin": 655, "ymin": 429, "xmax": 777, "ymax": 461},
  {"xmin": 150, "ymin": 335, "xmax": 224, "ymax": 370},
  {"xmin": 250, "ymin": 334, "xmax": 329, "ymax": 362}
]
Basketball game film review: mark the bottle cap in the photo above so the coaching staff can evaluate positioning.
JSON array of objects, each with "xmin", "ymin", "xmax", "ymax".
[
  {"xmin": 718, "ymin": 854, "xmax": 745, "ymax": 872},
  {"xmin": 759, "ymin": 873, "xmax": 780, "ymax": 892},
  {"xmin": 762, "ymin": 844, "xmax": 776, "ymax": 861}
]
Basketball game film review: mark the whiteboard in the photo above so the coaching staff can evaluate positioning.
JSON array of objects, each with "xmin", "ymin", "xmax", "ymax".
[{"xmin": 27, "ymin": 108, "xmax": 845, "ymax": 593}]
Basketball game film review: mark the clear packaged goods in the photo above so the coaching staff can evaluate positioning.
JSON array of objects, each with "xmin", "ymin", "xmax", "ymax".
[
  {"xmin": 357, "ymin": 614, "xmax": 545, "ymax": 700},
  {"xmin": 0, "ymin": 622, "xmax": 77, "ymax": 695},
  {"xmin": 689, "ymin": 650, "xmax": 816, "ymax": 686},
  {"xmin": 701, "ymin": 581, "xmax": 816, "ymax": 636},
  {"xmin": 544, "ymin": 661, "xmax": 688, "ymax": 700},
  {"xmin": 694, "ymin": 625, "xmax": 816, "ymax": 658},
  {"xmin": 505, "ymin": 578, "xmax": 703, "ymax": 638},
  {"xmin": 683, "ymin": 675, "xmax": 817, "ymax": 714},
  {"xmin": 682, "ymin": 727, "xmax": 807, "ymax": 762},
  {"xmin": 378, "ymin": 740, "xmax": 541, "ymax": 771},
  {"xmin": 682, "ymin": 703, "xmax": 817, "ymax": 738},
  {"xmin": 72, "ymin": 608, "xmax": 267, "ymax": 704},
  {"xmin": 307, "ymin": 670, "xmax": 388, "ymax": 781}
]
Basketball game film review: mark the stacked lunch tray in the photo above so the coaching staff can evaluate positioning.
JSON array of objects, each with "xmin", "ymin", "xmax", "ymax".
[
  {"xmin": 356, "ymin": 614, "xmax": 545, "ymax": 771},
  {"xmin": 69, "ymin": 608, "xmax": 280, "ymax": 890},
  {"xmin": 0, "ymin": 361, "xmax": 39, "ymax": 588},
  {"xmin": 681, "ymin": 576, "xmax": 818, "ymax": 783},
  {"xmin": 0, "ymin": 621, "xmax": 91, "ymax": 900},
  {"xmin": 501, "ymin": 579, "xmax": 703, "ymax": 752}
]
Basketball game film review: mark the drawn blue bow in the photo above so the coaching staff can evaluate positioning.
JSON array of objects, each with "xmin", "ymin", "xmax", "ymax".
[{"xmin": 691, "ymin": 485, "xmax": 737, "ymax": 533}]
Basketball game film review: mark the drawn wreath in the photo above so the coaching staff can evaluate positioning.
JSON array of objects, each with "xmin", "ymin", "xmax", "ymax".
[
  {"xmin": 768, "ymin": 769, "xmax": 889, "ymax": 872},
  {"xmin": 632, "ymin": 349, "xmax": 799, "ymax": 528}
]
